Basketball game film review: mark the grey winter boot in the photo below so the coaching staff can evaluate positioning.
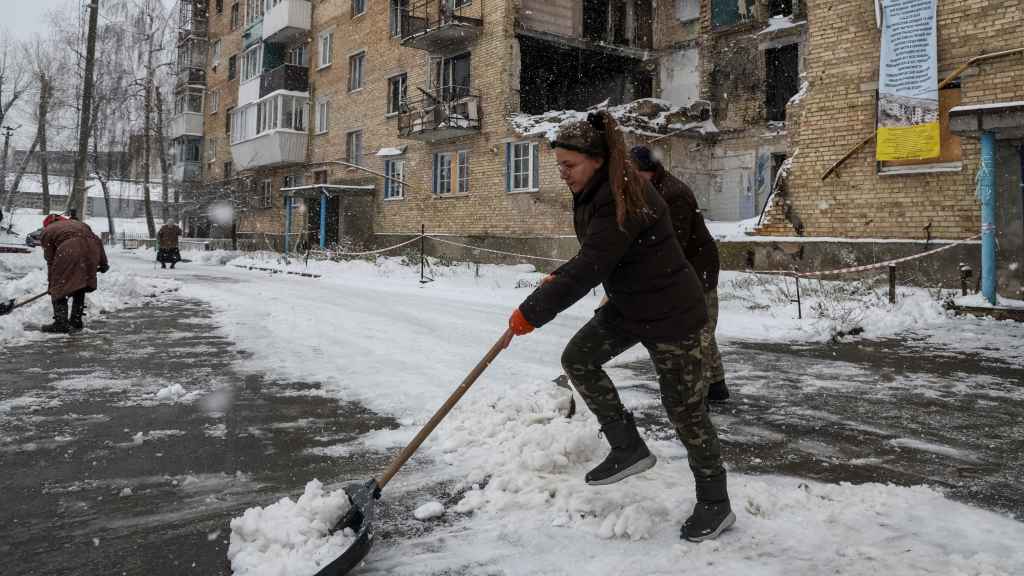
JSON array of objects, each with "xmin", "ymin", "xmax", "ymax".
[
  {"xmin": 69, "ymin": 293, "xmax": 86, "ymax": 332},
  {"xmin": 681, "ymin": 476, "xmax": 735, "ymax": 542},
  {"xmin": 41, "ymin": 298, "xmax": 70, "ymax": 334},
  {"xmin": 585, "ymin": 412, "xmax": 657, "ymax": 486}
]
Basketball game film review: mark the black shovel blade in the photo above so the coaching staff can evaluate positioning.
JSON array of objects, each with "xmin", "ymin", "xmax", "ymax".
[
  {"xmin": 0, "ymin": 299, "xmax": 14, "ymax": 316},
  {"xmin": 313, "ymin": 479, "xmax": 379, "ymax": 576}
]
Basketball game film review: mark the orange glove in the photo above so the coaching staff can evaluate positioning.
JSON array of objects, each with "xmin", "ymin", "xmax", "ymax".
[{"xmin": 509, "ymin": 308, "xmax": 535, "ymax": 336}]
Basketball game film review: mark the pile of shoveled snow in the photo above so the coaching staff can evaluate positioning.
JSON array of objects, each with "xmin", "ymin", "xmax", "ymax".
[{"xmin": 228, "ymin": 480, "xmax": 356, "ymax": 576}]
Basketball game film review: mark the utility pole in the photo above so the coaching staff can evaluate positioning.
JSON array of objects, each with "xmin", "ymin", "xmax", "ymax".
[
  {"xmin": 0, "ymin": 125, "xmax": 15, "ymax": 208},
  {"xmin": 69, "ymin": 0, "xmax": 101, "ymax": 220}
]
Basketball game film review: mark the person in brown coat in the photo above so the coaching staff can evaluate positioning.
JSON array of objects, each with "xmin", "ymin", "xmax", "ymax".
[
  {"xmin": 39, "ymin": 214, "xmax": 109, "ymax": 333},
  {"xmin": 631, "ymin": 146, "xmax": 730, "ymax": 404},
  {"xmin": 157, "ymin": 220, "xmax": 183, "ymax": 269}
]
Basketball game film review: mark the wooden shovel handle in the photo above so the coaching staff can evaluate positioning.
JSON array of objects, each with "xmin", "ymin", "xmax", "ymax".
[{"xmin": 377, "ymin": 328, "xmax": 514, "ymax": 491}]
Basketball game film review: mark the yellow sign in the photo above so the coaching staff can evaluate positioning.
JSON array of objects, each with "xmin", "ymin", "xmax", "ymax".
[{"xmin": 877, "ymin": 123, "xmax": 940, "ymax": 161}]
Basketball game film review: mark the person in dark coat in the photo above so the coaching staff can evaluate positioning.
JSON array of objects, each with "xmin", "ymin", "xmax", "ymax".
[
  {"xmin": 506, "ymin": 111, "xmax": 735, "ymax": 542},
  {"xmin": 631, "ymin": 146, "xmax": 730, "ymax": 404},
  {"xmin": 157, "ymin": 220, "xmax": 183, "ymax": 269},
  {"xmin": 39, "ymin": 214, "xmax": 109, "ymax": 333}
]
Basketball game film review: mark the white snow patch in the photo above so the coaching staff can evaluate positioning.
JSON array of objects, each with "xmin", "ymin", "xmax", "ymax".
[
  {"xmin": 228, "ymin": 479, "xmax": 356, "ymax": 576},
  {"xmin": 156, "ymin": 384, "xmax": 188, "ymax": 402},
  {"xmin": 759, "ymin": 15, "xmax": 805, "ymax": 34},
  {"xmin": 205, "ymin": 424, "xmax": 228, "ymax": 439},
  {"xmin": 888, "ymin": 438, "xmax": 981, "ymax": 462},
  {"xmin": 119, "ymin": 487, "xmax": 133, "ymax": 497},
  {"xmin": 955, "ymin": 293, "xmax": 1024, "ymax": 309},
  {"xmin": 128, "ymin": 430, "xmax": 186, "ymax": 446},
  {"xmin": 413, "ymin": 501, "xmax": 445, "ymax": 521}
]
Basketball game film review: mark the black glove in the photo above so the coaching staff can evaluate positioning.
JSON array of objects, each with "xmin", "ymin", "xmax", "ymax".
[{"xmin": 98, "ymin": 264, "xmax": 109, "ymax": 274}]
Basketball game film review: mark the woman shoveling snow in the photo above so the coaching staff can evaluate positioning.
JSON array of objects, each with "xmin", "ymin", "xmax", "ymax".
[{"xmin": 508, "ymin": 110, "xmax": 735, "ymax": 542}]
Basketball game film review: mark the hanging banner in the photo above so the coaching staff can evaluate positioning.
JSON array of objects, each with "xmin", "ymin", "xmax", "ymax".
[{"xmin": 876, "ymin": 0, "xmax": 940, "ymax": 161}]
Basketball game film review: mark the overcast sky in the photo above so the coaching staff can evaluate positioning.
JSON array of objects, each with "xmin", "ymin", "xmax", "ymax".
[{"xmin": 2, "ymin": 0, "xmax": 75, "ymax": 41}]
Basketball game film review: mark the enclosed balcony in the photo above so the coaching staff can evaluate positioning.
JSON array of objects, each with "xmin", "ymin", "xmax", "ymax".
[
  {"xmin": 169, "ymin": 112, "xmax": 204, "ymax": 139},
  {"xmin": 259, "ymin": 64, "xmax": 309, "ymax": 98},
  {"xmin": 398, "ymin": 89, "xmax": 481, "ymax": 142},
  {"xmin": 400, "ymin": 0, "xmax": 483, "ymax": 52},
  {"xmin": 172, "ymin": 136, "xmax": 202, "ymax": 182},
  {"xmin": 262, "ymin": 0, "xmax": 311, "ymax": 44},
  {"xmin": 169, "ymin": 87, "xmax": 204, "ymax": 139},
  {"xmin": 172, "ymin": 160, "xmax": 202, "ymax": 182},
  {"xmin": 230, "ymin": 94, "xmax": 309, "ymax": 170}
]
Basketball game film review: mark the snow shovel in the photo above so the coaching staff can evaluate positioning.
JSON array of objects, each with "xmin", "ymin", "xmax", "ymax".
[
  {"xmin": 313, "ymin": 328, "xmax": 514, "ymax": 576},
  {"xmin": 0, "ymin": 291, "xmax": 48, "ymax": 316}
]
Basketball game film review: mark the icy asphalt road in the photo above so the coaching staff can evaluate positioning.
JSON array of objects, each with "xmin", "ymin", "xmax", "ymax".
[{"xmin": 1, "ymin": 250, "xmax": 1022, "ymax": 575}]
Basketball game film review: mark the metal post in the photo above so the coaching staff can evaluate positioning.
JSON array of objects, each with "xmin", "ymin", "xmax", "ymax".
[
  {"xmin": 795, "ymin": 275, "xmax": 802, "ymax": 320},
  {"xmin": 980, "ymin": 132, "xmax": 998, "ymax": 305},
  {"xmin": 284, "ymin": 197, "xmax": 292, "ymax": 254},
  {"xmin": 888, "ymin": 265, "xmax": 897, "ymax": 304},
  {"xmin": 319, "ymin": 193, "xmax": 327, "ymax": 250},
  {"xmin": 420, "ymin": 223, "xmax": 426, "ymax": 284}
]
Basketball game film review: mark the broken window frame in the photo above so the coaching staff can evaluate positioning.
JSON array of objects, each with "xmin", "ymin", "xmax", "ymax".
[
  {"xmin": 711, "ymin": 0, "xmax": 754, "ymax": 29},
  {"xmin": 387, "ymin": 73, "xmax": 408, "ymax": 116},
  {"xmin": 768, "ymin": 0, "xmax": 793, "ymax": 18},
  {"xmin": 764, "ymin": 42, "xmax": 800, "ymax": 123},
  {"xmin": 431, "ymin": 52, "xmax": 471, "ymax": 101}
]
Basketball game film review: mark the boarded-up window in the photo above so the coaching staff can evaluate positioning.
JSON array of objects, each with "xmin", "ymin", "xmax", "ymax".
[
  {"xmin": 880, "ymin": 88, "xmax": 963, "ymax": 170},
  {"xmin": 712, "ymin": 0, "xmax": 754, "ymax": 28},
  {"xmin": 765, "ymin": 44, "xmax": 799, "ymax": 122}
]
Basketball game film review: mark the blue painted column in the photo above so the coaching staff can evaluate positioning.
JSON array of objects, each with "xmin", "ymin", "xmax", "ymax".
[
  {"xmin": 319, "ymin": 192, "xmax": 327, "ymax": 250},
  {"xmin": 979, "ymin": 131, "xmax": 998, "ymax": 305},
  {"xmin": 284, "ymin": 197, "xmax": 292, "ymax": 253}
]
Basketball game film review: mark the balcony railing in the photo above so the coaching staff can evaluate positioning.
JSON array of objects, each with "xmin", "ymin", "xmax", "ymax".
[
  {"xmin": 260, "ymin": 64, "xmax": 309, "ymax": 98},
  {"xmin": 398, "ymin": 89, "xmax": 481, "ymax": 142},
  {"xmin": 400, "ymin": 0, "xmax": 483, "ymax": 52},
  {"xmin": 263, "ymin": 0, "xmax": 311, "ymax": 44}
]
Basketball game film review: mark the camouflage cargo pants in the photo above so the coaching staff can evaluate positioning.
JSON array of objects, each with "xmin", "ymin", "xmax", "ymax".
[
  {"xmin": 702, "ymin": 289, "xmax": 725, "ymax": 386},
  {"xmin": 561, "ymin": 315, "xmax": 726, "ymax": 484}
]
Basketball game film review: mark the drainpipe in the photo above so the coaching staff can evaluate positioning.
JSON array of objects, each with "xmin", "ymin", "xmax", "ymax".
[
  {"xmin": 979, "ymin": 132, "xmax": 998, "ymax": 305},
  {"xmin": 284, "ymin": 197, "xmax": 292, "ymax": 253},
  {"xmin": 319, "ymin": 191, "xmax": 327, "ymax": 250}
]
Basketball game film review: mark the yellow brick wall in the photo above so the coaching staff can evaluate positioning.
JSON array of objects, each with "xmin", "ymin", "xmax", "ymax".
[
  {"xmin": 204, "ymin": 1, "xmax": 242, "ymax": 183},
  {"xmin": 759, "ymin": 0, "xmax": 1024, "ymax": 240},
  {"xmin": 197, "ymin": 0, "xmax": 576, "ymax": 238}
]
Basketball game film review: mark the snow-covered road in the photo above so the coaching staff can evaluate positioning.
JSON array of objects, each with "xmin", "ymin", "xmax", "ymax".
[{"xmin": 3, "ymin": 247, "xmax": 1023, "ymax": 575}]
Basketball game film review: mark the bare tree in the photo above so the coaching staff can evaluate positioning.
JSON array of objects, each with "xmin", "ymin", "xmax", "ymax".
[
  {"xmin": 69, "ymin": 0, "xmax": 101, "ymax": 219},
  {"xmin": 0, "ymin": 34, "xmax": 29, "ymax": 208},
  {"xmin": 155, "ymin": 85, "xmax": 171, "ymax": 222}
]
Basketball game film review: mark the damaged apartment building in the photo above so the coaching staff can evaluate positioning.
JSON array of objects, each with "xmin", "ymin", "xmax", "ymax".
[{"xmin": 179, "ymin": 0, "xmax": 805, "ymax": 251}]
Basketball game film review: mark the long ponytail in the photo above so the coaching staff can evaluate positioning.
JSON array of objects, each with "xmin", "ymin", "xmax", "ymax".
[{"xmin": 590, "ymin": 111, "xmax": 648, "ymax": 229}]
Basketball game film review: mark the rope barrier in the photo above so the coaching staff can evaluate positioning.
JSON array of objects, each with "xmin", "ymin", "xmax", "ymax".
[
  {"xmin": 425, "ymin": 235, "xmax": 571, "ymax": 263},
  {"xmin": 751, "ymin": 234, "xmax": 981, "ymax": 279},
  {"xmin": 308, "ymin": 235, "xmax": 426, "ymax": 258}
]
